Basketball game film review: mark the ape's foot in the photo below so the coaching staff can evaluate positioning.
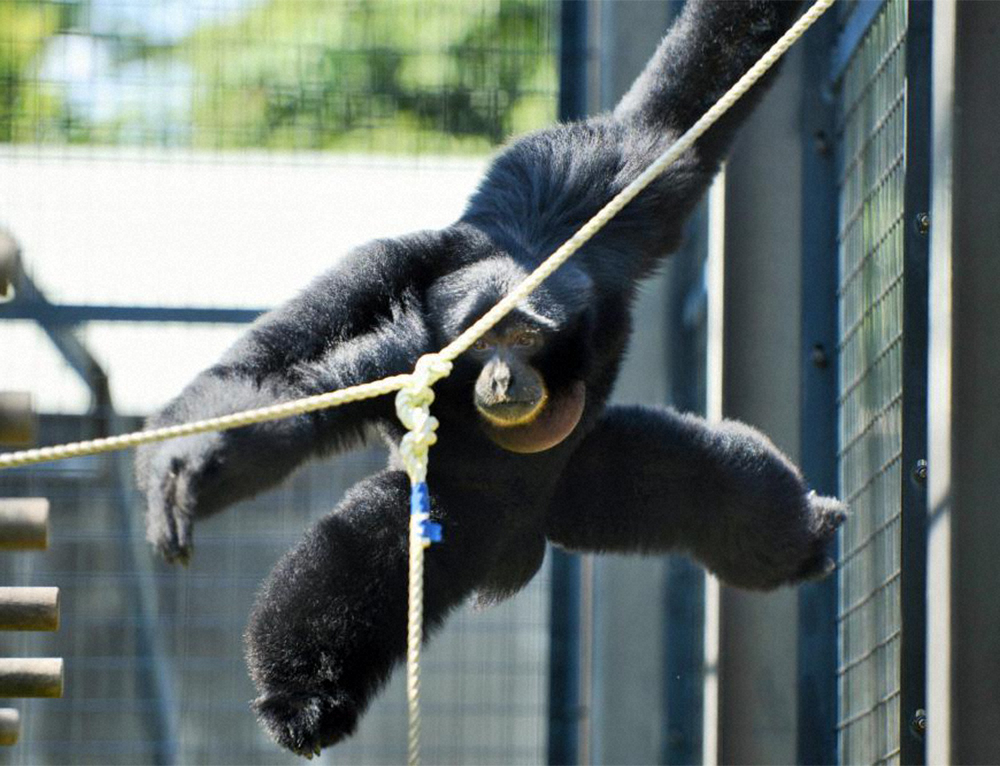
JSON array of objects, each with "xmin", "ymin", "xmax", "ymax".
[
  {"xmin": 253, "ymin": 689, "xmax": 359, "ymax": 758},
  {"xmin": 795, "ymin": 492, "xmax": 848, "ymax": 582}
]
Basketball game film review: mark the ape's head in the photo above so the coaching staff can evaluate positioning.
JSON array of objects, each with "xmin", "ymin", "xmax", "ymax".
[{"xmin": 428, "ymin": 256, "xmax": 593, "ymax": 453}]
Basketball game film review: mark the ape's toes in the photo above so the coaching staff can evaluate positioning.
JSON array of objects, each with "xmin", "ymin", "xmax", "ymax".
[
  {"xmin": 797, "ymin": 551, "xmax": 837, "ymax": 582},
  {"xmin": 808, "ymin": 491, "xmax": 849, "ymax": 535},
  {"xmin": 253, "ymin": 690, "xmax": 358, "ymax": 757},
  {"xmin": 798, "ymin": 492, "xmax": 849, "ymax": 581}
]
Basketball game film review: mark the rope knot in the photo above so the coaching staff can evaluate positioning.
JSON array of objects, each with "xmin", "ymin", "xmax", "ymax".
[{"xmin": 394, "ymin": 354, "xmax": 452, "ymax": 485}]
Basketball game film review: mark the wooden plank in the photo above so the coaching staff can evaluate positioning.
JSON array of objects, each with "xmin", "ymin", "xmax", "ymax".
[
  {"xmin": 0, "ymin": 658, "xmax": 63, "ymax": 698},
  {"xmin": 0, "ymin": 709, "xmax": 19, "ymax": 746},
  {"xmin": 0, "ymin": 392, "xmax": 35, "ymax": 446},
  {"xmin": 0, "ymin": 588, "xmax": 58, "ymax": 631},
  {"xmin": 0, "ymin": 499, "xmax": 48, "ymax": 551}
]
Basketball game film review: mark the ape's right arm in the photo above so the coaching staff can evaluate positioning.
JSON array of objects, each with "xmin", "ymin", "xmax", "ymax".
[
  {"xmin": 545, "ymin": 405, "xmax": 845, "ymax": 590},
  {"xmin": 136, "ymin": 230, "xmax": 454, "ymax": 563}
]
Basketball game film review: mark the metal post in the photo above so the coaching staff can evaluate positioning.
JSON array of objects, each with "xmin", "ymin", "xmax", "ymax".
[
  {"xmin": 928, "ymin": 1, "xmax": 1000, "ymax": 762},
  {"xmin": 548, "ymin": 549, "xmax": 581, "ymax": 766},
  {"xmin": 662, "ymin": 199, "xmax": 709, "ymax": 766},
  {"xmin": 548, "ymin": 3, "xmax": 588, "ymax": 763},
  {"xmin": 797, "ymin": 12, "xmax": 839, "ymax": 765},
  {"xmin": 899, "ymin": 2, "xmax": 931, "ymax": 763},
  {"xmin": 558, "ymin": 0, "xmax": 588, "ymax": 125}
]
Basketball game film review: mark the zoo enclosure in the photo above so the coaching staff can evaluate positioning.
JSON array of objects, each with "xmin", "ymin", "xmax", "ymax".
[{"xmin": 4, "ymin": 1, "xmax": 998, "ymax": 765}]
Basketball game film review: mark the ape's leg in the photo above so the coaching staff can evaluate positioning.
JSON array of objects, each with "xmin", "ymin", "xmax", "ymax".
[
  {"xmin": 544, "ymin": 405, "xmax": 846, "ymax": 590},
  {"xmin": 245, "ymin": 470, "xmax": 491, "ymax": 755}
]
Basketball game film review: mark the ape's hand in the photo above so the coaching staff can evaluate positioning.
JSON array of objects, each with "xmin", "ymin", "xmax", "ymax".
[
  {"xmin": 136, "ymin": 431, "xmax": 225, "ymax": 564},
  {"xmin": 134, "ymin": 370, "xmax": 331, "ymax": 564}
]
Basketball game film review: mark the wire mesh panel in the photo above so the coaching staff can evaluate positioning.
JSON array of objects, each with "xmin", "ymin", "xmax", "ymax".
[{"xmin": 834, "ymin": 0, "xmax": 908, "ymax": 762}]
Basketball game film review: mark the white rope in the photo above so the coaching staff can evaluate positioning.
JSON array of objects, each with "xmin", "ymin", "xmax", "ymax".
[
  {"xmin": 0, "ymin": 374, "xmax": 414, "ymax": 469},
  {"xmin": 394, "ymin": 354, "xmax": 451, "ymax": 766},
  {"xmin": 0, "ymin": 4, "xmax": 835, "ymax": 763},
  {"xmin": 406, "ymin": 508, "xmax": 428, "ymax": 766},
  {"xmin": 394, "ymin": 355, "xmax": 452, "ymax": 485}
]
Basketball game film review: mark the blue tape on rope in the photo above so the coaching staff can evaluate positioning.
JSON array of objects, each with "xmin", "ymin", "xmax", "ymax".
[
  {"xmin": 411, "ymin": 482, "xmax": 430, "ymax": 515},
  {"xmin": 410, "ymin": 482, "xmax": 442, "ymax": 543},
  {"xmin": 422, "ymin": 520, "xmax": 443, "ymax": 543}
]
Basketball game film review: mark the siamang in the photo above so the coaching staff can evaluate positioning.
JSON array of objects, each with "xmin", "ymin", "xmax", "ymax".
[{"xmin": 136, "ymin": 0, "xmax": 845, "ymax": 756}]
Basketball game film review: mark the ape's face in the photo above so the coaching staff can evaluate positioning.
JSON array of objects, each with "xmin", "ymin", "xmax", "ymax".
[
  {"xmin": 469, "ymin": 320, "xmax": 585, "ymax": 454},
  {"xmin": 426, "ymin": 256, "xmax": 593, "ymax": 453}
]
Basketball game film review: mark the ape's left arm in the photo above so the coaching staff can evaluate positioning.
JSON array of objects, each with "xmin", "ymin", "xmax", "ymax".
[
  {"xmin": 464, "ymin": 0, "xmax": 806, "ymax": 279},
  {"xmin": 135, "ymin": 229, "xmax": 458, "ymax": 563},
  {"xmin": 545, "ymin": 405, "xmax": 845, "ymax": 590}
]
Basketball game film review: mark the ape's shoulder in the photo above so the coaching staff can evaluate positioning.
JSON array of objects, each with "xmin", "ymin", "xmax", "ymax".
[{"xmin": 460, "ymin": 120, "xmax": 625, "ymax": 250}]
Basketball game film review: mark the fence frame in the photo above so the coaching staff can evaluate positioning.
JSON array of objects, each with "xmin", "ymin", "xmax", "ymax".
[{"xmin": 828, "ymin": 2, "xmax": 930, "ymax": 762}]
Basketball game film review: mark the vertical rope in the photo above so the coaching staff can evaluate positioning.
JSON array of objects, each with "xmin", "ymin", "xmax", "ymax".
[
  {"xmin": 395, "ymin": 356, "xmax": 449, "ymax": 766},
  {"xmin": 406, "ymin": 483, "xmax": 441, "ymax": 766},
  {"xmin": 407, "ymin": 496, "xmax": 425, "ymax": 766}
]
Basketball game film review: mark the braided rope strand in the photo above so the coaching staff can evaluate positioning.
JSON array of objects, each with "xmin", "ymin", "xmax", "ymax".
[
  {"xmin": 394, "ymin": 355, "xmax": 451, "ymax": 766},
  {"xmin": 407, "ymin": 511, "xmax": 426, "ymax": 766},
  {"xmin": 0, "ymin": 374, "xmax": 414, "ymax": 470}
]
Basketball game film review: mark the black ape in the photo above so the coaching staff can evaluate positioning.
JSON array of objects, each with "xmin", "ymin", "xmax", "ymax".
[{"xmin": 136, "ymin": 0, "xmax": 845, "ymax": 755}]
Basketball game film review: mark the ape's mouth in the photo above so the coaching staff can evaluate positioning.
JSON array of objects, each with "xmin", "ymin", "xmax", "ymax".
[
  {"xmin": 479, "ymin": 381, "xmax": 585, "ymax": 453},
  {"xmin": 475, "ymin": 388, "xmax": 549, "ymax": 427}
]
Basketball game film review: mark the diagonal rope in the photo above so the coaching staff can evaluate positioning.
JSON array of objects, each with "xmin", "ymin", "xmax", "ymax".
[
  {"xmin": 0, "ymin": 4, "xmax": 835, "ymax": 764},
  {"xmin": 0, "ymin": 374, "xmax": 414, "ymax": 469},
  {"xmin": 0, "ymin": 0, "xmax": 832, "ymax": 474}
]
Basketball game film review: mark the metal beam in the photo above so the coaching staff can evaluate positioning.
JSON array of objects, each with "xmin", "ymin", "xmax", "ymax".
[
  {"xmin": 13, "ymin": 274, "xmax": 110, "ymax": 401},
  {"xmin": 797, "ymin": 11, "xmax": 840, "ymax": 765},
  {"xmin": 928, "ymin": 2, "xmax": 1000, "ymax": 762},
  {"xmin": 548, "ymin": 4, "xmax": 588, "ymax": 763},
  {"xmin": 0, "ymin": 300, "xmax": 264, "ymax": 326},
  {"xmin": 899, "ymin": 2, "xmax": 932, "ymax": 762}
]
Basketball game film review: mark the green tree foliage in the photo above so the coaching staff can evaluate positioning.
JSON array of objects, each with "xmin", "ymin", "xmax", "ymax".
[
  {"xmin": 0, "ymin": 0, "xmax": 556, "ymax": 154},
  {"xmin": 181, "ymin": 0, "xmax": 557, "ymax": 153},
  {"xmin": 0, "ymin": 1, "xmax": 61, "ymax": 143}
]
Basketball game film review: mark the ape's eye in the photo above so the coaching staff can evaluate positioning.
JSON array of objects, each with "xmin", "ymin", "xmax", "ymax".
[
  {"xmin": 473, "ymin": 338, "xmax": 491, "ymax": 351},
  {"xmin": 516, "ymin": 333, "xmax": 539, "ymax": 347}
]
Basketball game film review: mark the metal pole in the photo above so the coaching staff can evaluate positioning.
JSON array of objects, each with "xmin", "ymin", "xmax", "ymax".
[
  {"xmin": 548, "ymin": 3, "xmax": 588, "ymax": 763},
  {"xmin": 797, "ymin": 11, "xmax": 839, "ymax": 765}
]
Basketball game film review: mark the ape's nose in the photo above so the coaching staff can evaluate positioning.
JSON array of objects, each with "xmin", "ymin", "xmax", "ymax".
[
  {"xmin": 489, "ymin": 361, "xmax": 512, "ymax": 398},
  {"xmin": 475, "ymin": 358, "xmax": 547, "ymax": 427}
]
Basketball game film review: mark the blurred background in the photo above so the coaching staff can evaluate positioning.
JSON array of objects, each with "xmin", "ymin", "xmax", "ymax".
[{"xmin": 2, "ymin": 0, "xmax": 999, "ymax": 764}]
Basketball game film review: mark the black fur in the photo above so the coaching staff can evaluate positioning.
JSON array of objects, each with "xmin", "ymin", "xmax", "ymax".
[{"xmin": 135, "ymin": 1, "xmax": 845, "ymax": 755}]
